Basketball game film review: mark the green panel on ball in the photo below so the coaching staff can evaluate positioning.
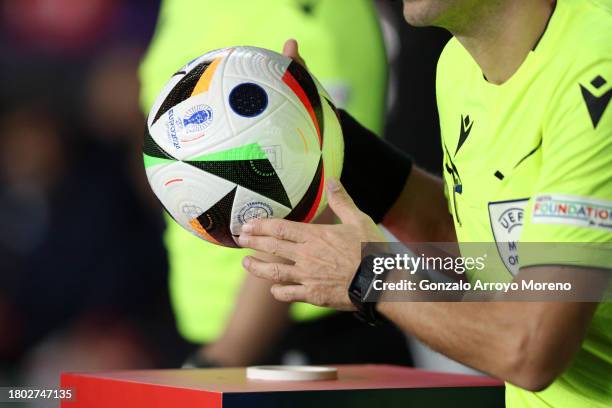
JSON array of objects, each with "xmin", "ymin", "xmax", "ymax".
[
  {"xmin": 143, "ymin": 153, "xmax": 176, "ymax": 168},
  {"xmin": 189, "ymin": 143, "xmax": 268, "ymax": 162}
]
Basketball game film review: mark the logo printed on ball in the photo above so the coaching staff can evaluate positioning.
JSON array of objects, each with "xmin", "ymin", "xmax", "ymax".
[
  {"xmin": 180, "ymin": 104, "xmax": 213, "ymax": 133},
  {"xmin": 181, "ymin": 203, "xmax": 203, "ymax": 219},
  {"xmin": 166, "ymin": 108, "xmax": 181, "ymax": 149},
  {"xmin": 262, "ymin": 145, "xmax": 283, "ymax": 170},
  {"xmin": 238, "ymin": 202, "xmax": 274, "ymax": 225},
  {"xmin": 229, "ymin": 83, "xmax": 268, "ymax": 117}
]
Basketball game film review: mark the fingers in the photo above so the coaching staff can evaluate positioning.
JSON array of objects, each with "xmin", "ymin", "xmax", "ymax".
[
  {"xmin": 271, "ymin": 284, "xmax": 307, "ymax": 303},
  {"xmin": 252, "ymin": 250, "xmax": 293, "ymax": 264},
  {"xmin": 325, "ymin": 178, "xmax": 363, "ymax": 224},
  {"xmin": 238, "ymin": 234, "xmax": 298, "ymax": 260},
  {"xmin": 241, "ymin": 218, "xmax": 307, "ymax": 243},
  {"xmin": 243, "ymin": 256, "xmax": 300, "ymax": 284},
  {"xmin": 282, "ymin": 39, "xmax": 306, "ymax": 67},
  {"xmin": 282, "ymin": 39, "xmax": 298, "ymax": 58}
]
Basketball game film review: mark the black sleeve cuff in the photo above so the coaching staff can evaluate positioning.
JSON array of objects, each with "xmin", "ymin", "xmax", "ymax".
[{"xmin": 339, "ymin": 109, "xmax": 413, "ymax": 223}]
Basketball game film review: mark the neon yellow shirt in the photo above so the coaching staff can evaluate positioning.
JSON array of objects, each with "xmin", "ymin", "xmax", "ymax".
[
  {"xmin": 139, "ymin": 0, "xmax": 387, "ymax": 342},
  {"xmin": 437, "ymin": 0, "xmax": 612, "ymax": 406}
]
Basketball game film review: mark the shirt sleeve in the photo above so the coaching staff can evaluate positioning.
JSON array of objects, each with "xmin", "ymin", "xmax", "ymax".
[
  {"xmin": 520, "ymin": 60, "xmax": 612, "ymax": 268},
  {"xmin": 338, "ymin": 110, "xmax": 413, "ymax": 223}
]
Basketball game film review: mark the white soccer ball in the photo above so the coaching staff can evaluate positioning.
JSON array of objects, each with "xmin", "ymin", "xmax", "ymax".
[{"xmin": 143, "ymin": 46, "xmax": 344, "ymax": 248}]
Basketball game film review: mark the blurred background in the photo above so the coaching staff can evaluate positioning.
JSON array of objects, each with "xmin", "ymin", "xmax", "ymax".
[
  {"xmin": 0, "ymin": 0, "xmax": 185, "ymax": 396},
  {"xmin": 0, "ymin": 0, "xmax": 469, "ymax": 406}
]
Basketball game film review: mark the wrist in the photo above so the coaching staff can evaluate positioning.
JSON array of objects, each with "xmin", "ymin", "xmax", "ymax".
[
  {"xmin": 198, "ymin": 340, "xmax": 250, "ymax": 367},
  {"xmin": 183, "ymin": 347, "xmax": 223, "ymax": 368}
]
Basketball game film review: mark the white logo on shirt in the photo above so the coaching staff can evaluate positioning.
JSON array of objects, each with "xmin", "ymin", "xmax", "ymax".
[{"xmin": 488, "ymin": 199, "xmax": 528, "ymax": 276}]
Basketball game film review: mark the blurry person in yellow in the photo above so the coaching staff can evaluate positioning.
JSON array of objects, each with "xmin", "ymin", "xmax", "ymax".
[{"xmin": 139, "ymin": 0, "xmax": 412, "ymax": 367}]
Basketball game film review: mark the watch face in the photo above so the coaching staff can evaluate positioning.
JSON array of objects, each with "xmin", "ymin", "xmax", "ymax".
[
  {"xmin": 350, "ymin": 257, "xmax": 374, "ymax": 300},
  {"xmin": 349, "ymin": 255, "xmax": 385, "ymax": 327}
]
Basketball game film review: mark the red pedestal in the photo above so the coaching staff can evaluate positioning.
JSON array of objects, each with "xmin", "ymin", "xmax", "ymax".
[{"xmin": 61, "ymin": 364, "xmax": 504, "ymax": 407}]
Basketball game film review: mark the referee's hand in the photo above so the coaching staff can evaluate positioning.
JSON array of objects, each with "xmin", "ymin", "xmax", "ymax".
[{"xmin": 239, "ymin": 179, "xmax": 386, "ymax": 310}]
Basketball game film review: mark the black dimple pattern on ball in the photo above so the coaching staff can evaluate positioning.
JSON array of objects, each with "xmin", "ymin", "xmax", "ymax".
[
  {"xmin": 152, "ymin": 61, "xmax": 211, "ymax": 125},
  {"xmin": 143, "ymin": 125, "xmax": 176, "ymax": 160},
  {"xmin": 228, "ymin": 83, "xmax": 268, "ymax": 117},
  {"xmin": 197, "ymin": 187, "xmax": 239, "ymax": 248},
  {"xmin": 286, "ymin": 156, "xmax": 322, "ymax": 222},
  {"xmin": 185, "ymin": 159, "xmax": 292, "ymax": 209}
]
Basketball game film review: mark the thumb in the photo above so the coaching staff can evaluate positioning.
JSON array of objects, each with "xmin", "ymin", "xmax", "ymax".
[
  {"xmin": 282, "ymin": 39, "xmax": 307, "ymax": 67},
  {"xmin": 326, "ymin": 178, "xmax": 361, "ymax": 224}
]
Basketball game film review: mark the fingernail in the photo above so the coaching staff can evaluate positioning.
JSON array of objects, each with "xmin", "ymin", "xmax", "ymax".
[
  {"xmin": 242, "ymin": 256, "xmax": 251, "ymax": 268},
  {"xmin": 238, "ymin": 234, "xmax": 249, "ymax": 246},
  {"xmin": 326, "ymin": 178, "xmax": 340, "ymax": 193},
  {"xmin": 241, "ymin": 223, "xmax": 253, "ymax": 233}
]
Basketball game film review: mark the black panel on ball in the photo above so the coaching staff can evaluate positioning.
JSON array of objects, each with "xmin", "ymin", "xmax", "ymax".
[
  {"xmin": 286, "ymin": 156, "xmax": 323, "ymax": 222},
  {"xmin": 152, "ymin": 61, "xmax": 211, "ymax": 125},
  {"xmin": 185, "ymin": 159, "xmax": 292, "ymax": 209},
  {"xmin": 143, "ymin": 126, "xmax": 177, "ymax": 160},
  {"xmin": 197, "ymin": 187, "xmax": 240, "ymax": 248},
  {"xmin": 286, "ymin": 61, "xmax": 324, "ymax": 145}
]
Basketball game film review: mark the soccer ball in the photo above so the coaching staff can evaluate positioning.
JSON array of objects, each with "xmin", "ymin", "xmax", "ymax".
[{"xmin": 143, "ymin": 46, "xmax": 344, "ymax": 248}]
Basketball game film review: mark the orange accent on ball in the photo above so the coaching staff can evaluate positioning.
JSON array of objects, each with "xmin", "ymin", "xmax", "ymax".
[
  {"xmin": 189, "ymin": 218, "xmax": 220, "ymax": 244},
  {"xmin": 191, "ymin": 57, "xmax": 222, "ymax": 96}
]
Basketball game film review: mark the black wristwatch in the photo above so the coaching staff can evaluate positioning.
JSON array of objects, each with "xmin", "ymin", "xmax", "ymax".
[{"xmin": 348, "ymin": 254, "xmax": 387, "ymax": 326}]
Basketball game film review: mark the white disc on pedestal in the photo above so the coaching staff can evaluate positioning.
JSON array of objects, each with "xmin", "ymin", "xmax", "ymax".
[{"xmin": 246, "ymin": 365, "xmax": 338, "ymax": 381}]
